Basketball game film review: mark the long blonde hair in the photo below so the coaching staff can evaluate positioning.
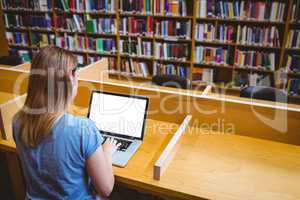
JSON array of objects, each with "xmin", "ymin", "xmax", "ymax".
[{"xmin": 15, "ymin": 47, "xmax": 77, "ymax": 148}]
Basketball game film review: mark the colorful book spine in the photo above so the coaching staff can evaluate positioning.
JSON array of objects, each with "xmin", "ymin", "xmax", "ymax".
[
  {"xmin": 195, "ymin": 23, "xmax": 215, "ymax": 41},
  {"xmin": 286, "ymin": 30, "xmax": 300, "ymax": 49},
  {"xmin": 154, "ymin": 0, "xmax": 187, "ymax": 16},
  {"xmin": 120, "ymin": 17, "xmax": 152, "ymax": 36},
  {"xmin": 85, "ymin": 0, "xmax": 116, "ymax": 12},
  {"xmin": 155, "ymin": 20, "xmax": 191, "ymax": 39},
  {"xmin": 5, "ymin": 32, "xmax": 28, "ymax": 46},
  {"xmin": 86, "ymin": 17, "xmax": 116, "ymax": 34},
  {"xmin": 153, "ymin": 62, "xmax": 189, "ymax": 78},
  {"xmin": 120, "ymin": 38, "xmax": 152, "ymax": 57},
  {"xmin": 120, "ymin": 59, "xmax": 150, "ymax": 77},
  {"xmin": 196, "ymin": 0, "xmax": 285, "ymax": 21},
  {"xmin": 22, "ymin": 14, "xmax": 52, "ymax": 29},
  {"xmin": 291, "ymin": 0, "xmax": 300, "ymax": 22},
  {"xmin": 285, "ymin": 55, "xmax": 300, "ymax": 73},
  {"xmin": 56, "ymin": 15, "xmax": 85, "ymax": 32},
  {"xmin": 30, "ymin": 33, "xmax": 55, "ymax": 47},
  {"xmin": 235, "ymin": 50, "xmax": 276, "ymax": 71},
  {"xmin": 236, "ymin": 25, "xmax": 280, "ymax": 47},
  {"xmin": 154, "ymin": 42, "xmax": 189, "ymax": 61},
  {"xmin": 195, "ymin": 46, "xmax": 230, "ymax": 66},
  {"xmin": 120, "ymin": 0, "xmax": 151, "ymax": 14}
]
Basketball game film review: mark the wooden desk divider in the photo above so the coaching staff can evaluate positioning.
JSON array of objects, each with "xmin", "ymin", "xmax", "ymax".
[
  {"xmin": 0, "ymin": 94, "xmax": 26, "ymax": 140},
  {"xmin": 154, "ymin": 115, "xmax": 192, "ymax": 181}
]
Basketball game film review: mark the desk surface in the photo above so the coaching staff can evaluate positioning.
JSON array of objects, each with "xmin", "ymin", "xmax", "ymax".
[
  {"xmin": 112, "ymin": 124, "xmax": 300, "ymax": 200},
  {"xmin": 0, "ymin": 91, "xmax": 15, "ymax": 105},
  {"xmin": 68, "ymin": 105, "xmax": 300, "ymax": 200}
]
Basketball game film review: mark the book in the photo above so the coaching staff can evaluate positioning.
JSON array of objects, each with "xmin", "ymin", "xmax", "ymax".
[
  {"xmin": 235, "ymin": 50, "xmax": 276, "ymax": 71},
  {"xmin": 155, "ymin": 20, "xmax": 191, "ymax": 39},
  {"xmin": 154, "ymin": 42, "xmax": 189, "ymax": 61},
  {"xmin": 153, "ymin": 62, "xmax": 189, "ymax": 78},
  {"xmin": 154, "ymin": 0, "xmax": 187, "ymax": 16}
]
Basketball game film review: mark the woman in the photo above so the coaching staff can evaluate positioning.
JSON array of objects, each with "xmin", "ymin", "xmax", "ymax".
[{"xmin": 13, "ymin": 47, "xmax": 119, "ymax": 199}]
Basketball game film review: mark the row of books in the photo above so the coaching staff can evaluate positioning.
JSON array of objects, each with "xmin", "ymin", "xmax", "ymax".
[
  {"xmin": 120, "ymin": 39, "xmax": 152, "ymax": 57},
  {"xmin": 195, "ymin": 23, "xmax": 236, "ymax": 42},
  {"xmin": 10, "ymin": 49, "xmax": 31, "ymax": 62},
  {"xmin": 285, "ymin": 79, "xmax": 300, "ymax": 96},
  {"xmin": 4, "ymin": 13, "xmax": 52, "ymax": 29},
  {"xmin": 5, "ymin": 32, "xmax": 28, "ymax": 46},
  {"xmin": 86, "ymin": 17, "xmax": 116, "ymax": 34},
  {"xmin": 285, "ymin": 55, "xmax": 300, "ymax": 73},
  {"xmin": 120, "ymin": 59, "xmax": 151, "ymax": 78},
  {"xmin": 155, "ymin": 20, "xmax": 191, "ymax": 39},
  {"xmin": 286, "ymin": 30, "xmax": 300, "ymax": 49},
  {"xmin": 195, "ymin": 46, "xmax": 230, "ymax": 66},
  {"xmin": 193, "ymin": 68, "xmax": 214, "ymax": 84},
  {"xmin": 120, "ymin": 0, "xmax": 152, "ymax": 14},
  {"xmin": 236, "ymin": 25, "xmax": 280, "ymax": 47},
  {"xmin": 55, "ymin": 15, "xmax": 85, "ymax": 32},
  {"xmin": 31, "ymin": 33, "xmax": 55, "ymax": 47},
  {"xmin": 153, "ymin": 63, "xmax": 189, "ymax": 78},
  {"xmin": 85, "ymin": 0, "xmax": 116, "ymax": 12},
  {"xmin": 291, "ymin": 0, "xmax": 300, "ymax": 22},
  {"xmin": 235, "ymin": 50, "xmax": 276, "ymax": 71},
  {"xmin": 154, "ymin": 0, "xmax": 187, "ymax": 16},
  {"xmin": 54, "ymin": 34, "xmax": 116, "ymax": 53},
  {"xmin": 1, "ymin": 0, "xmax": 52, "ymax": 10},
  {"xmin": 233, "ymin": 71, "xmax": 272, "ymax": 87},
  {"xmin": 120, "ymin": 17, "xmax": 152, "ymax": 36},
  {"xmin": 154, "ymin": 43, "xmax": 189, "ymax": 61},
  {"xmin": 197, "ymin": 0, "xmax": 286, "ymax": 22}
]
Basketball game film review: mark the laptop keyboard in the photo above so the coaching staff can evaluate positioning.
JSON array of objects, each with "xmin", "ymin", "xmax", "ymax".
[{"xmin": 103, "ymin": 136, "xmax": 132, "ymax": 152}]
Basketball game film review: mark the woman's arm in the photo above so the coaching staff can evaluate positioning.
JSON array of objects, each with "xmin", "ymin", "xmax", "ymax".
[{"xmin": 86, "ymin": 138, "xmax": 119, "ymax": 198}]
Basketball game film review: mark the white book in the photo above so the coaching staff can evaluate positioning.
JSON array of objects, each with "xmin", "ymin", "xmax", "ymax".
[
  {"xmin": 137, "ymin": 37, "xmax": 142, "ymax": 56},
  {"xmin": 269, "ymin": 53, "xmax": 275, "ymax": 71},
  {"xmin": 163, "ymin": 43, "xmax": 167, "ymax": 59},
  {"xmin": 141, "ymin": 63, "xmax": 150, "ymax": 77},
  {"xmin": 240, "ymin": 1, "xmax": 244, "ymax": 19},
  {"xmin": 199, "ymin": 0, "xmax": 207, "ymax": 18},
  {"xmin": 203, "ymin": 69, "xmax": 213, "ymax": 84},
  {"xmin": 39, "ymin": 0, "xmax": 48, "ymax": 11},
  {"xmin": 249, "ymin": 73, "xmax": 258, "ymax": 86}
]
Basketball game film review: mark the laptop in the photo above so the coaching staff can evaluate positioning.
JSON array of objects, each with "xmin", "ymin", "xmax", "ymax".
[{"xmin": 87, "ymin": 90, "xmax": 149, "ymax": 167}]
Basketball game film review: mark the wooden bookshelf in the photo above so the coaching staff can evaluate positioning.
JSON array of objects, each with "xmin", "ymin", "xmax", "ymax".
[{"xmin": 1, "ymin": 0, "xmax": 300, "ymax": 103}]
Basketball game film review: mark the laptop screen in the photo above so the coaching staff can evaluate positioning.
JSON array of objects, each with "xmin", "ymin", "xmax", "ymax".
[{"xmin": 88, "ymin": 91, "xmax": 148, "ymax": 140}]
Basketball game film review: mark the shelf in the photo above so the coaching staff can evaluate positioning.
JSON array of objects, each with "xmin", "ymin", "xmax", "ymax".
[
  {"xmin": 194, "ymin": 62, "xmax": 233, "ymax": 70},
  {"xmin": 29, "ymin": 28, "xmax": 55, "ymax": 33},
  {"xmin": 285, "ymin": 48, "xmax": 300, "ymax": 52},
  {"xmin": 155, "ymin": 59, "xmax": 190, "ymax": 65},
  {"xmin": 8, "ymin": 44, "xmax": 32, "ymax": 49},
  {"xmin": 154, "ymin": 15, "xmax": 192, "ymax": 20},
  {"xmin": 120, "ymin": 12, "xmax": 151, "ymax": 17},
  {"xmin": 195, "ymin": 40, "xmax": 235, "ymax": 46},
  {"xmin": 155, "ymin": 36, "xmax": 191, "ymax": 42},
  {"xmin": 3, "ymin": 8, "xmax": 53, "ymax": 14},
  {"xmin": 109, "ymin": 71, "xmax": 152, "ymax": 81},
  {"xmin": 234, "ymin": 65, "xmax": 274, "ymax": 74},
  {"xmin": 196, "ymin": 17, "xmax": 285, "ymax": 25},
  {"xmin": 5, "ymin": 26, "xmax": 28, "ymax": 32},
  {"xmin": 121, "ymin": 54, "xmax": 153, "ymax": 61},
  {"xmin": 236, "ymin": 44, "xmax": 281, "ymax": 50},
  {"xmin": 120, "ymin": 35, "xmax": 153, "ymax": 40}
]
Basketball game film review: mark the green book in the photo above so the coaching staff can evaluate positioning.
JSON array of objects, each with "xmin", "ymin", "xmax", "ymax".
[
  {"xmin": 60, "ymin": 0, "xmax": 69, "ymax": 11},
  {"xmin": 86, "ymin": 20, "xmax": 95, "ymax": 33},
  {"xmin": 96, "ymin": 39, "xmax": 104, "ymax": 52}
]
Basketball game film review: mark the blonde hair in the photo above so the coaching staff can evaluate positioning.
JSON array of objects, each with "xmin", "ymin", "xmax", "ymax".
[{"xmin": 15, "ymin": 47, "xmax": 77, "ymax": 148}]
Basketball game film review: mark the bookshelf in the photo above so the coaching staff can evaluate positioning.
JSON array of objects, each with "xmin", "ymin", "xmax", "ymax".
[{"xmin": 1, "ymin": 0, "xmax": 300, "ymax": 103}]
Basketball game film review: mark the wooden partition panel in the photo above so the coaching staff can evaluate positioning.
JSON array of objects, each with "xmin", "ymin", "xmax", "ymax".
[
  {"xmin": 74, "ymin": 79, "xmax": 300, "ymax": 146},
  {"xmin": 0, "ymin": 67, "xmax": 29, "ymax": 94}
]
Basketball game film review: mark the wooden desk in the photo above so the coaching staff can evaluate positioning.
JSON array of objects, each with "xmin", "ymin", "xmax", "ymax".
[
  {"xmin": 0, "ymin": 91, "xmax": 15, "ymax": 105},
  {"xmin": 68, "ymin": 106, "xmax": 300, "ymax": 200}
]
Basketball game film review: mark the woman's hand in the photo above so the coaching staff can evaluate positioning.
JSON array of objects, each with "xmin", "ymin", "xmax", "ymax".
[{"xmin": 102, "ymin": 138, "xmax": 121, "ymax": 156}]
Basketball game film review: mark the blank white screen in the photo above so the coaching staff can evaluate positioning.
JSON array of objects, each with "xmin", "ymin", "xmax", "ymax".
[{"xmin": 89, "ymin": 92, "xmax": 147, "ymax": 138}]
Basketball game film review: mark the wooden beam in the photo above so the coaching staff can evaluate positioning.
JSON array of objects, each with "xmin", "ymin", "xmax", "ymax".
[{"xmin": 154, "ymin": 115, "xmax": 192, "ymax": 180}]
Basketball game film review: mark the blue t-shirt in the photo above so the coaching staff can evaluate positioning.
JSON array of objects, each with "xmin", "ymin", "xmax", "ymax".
[{"xmin": 13, "ymin": 113, "xmax": 104, "ymax": 200}]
